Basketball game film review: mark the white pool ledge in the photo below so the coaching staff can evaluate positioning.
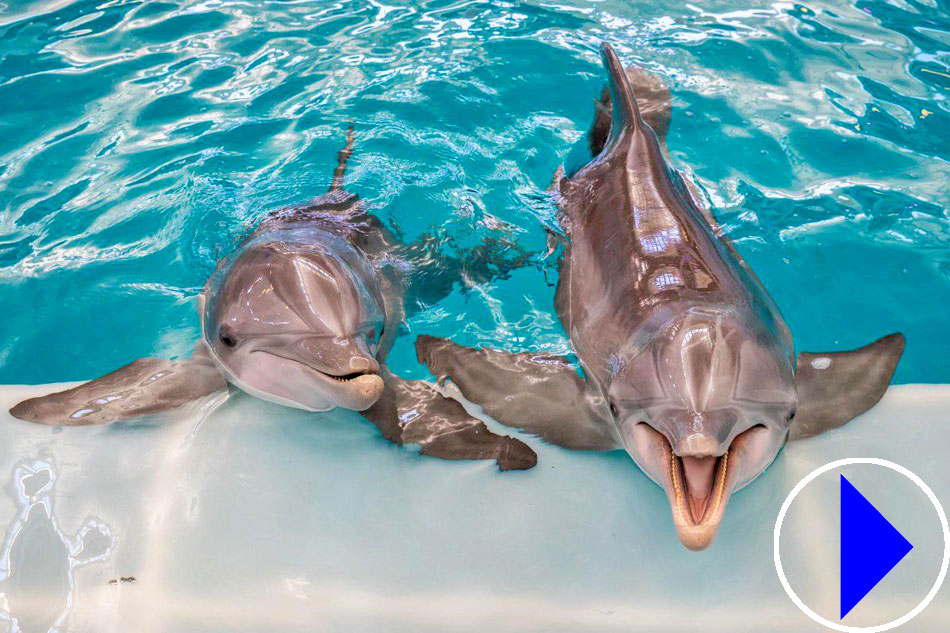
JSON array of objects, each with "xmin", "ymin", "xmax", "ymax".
[{"xmin": 0, "ymin": 383, "xmax": 947, "ymax": 632}]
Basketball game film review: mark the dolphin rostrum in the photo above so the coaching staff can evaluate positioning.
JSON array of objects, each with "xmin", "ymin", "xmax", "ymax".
[
  {"xmin": 10, "ymin": 128, "xmax": 537, "ymax": 472},
  {"xmin": 416, "ymin": 44, "xmax": 904, "ymax": 549}
]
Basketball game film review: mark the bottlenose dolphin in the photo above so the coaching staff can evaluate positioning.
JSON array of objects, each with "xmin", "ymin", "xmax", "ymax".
[
  {"xmin": 416, "ymin": 44, "xmax": 905, "ymax": 549},
  {"xmin": 10, "ymin": 129, "xmax": 537, "ymax": 472}
]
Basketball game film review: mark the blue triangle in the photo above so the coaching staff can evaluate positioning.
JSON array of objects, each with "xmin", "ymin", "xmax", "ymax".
[{"xmin": 840, "ymin": 475, "xmax": 913, "ymax": 619}]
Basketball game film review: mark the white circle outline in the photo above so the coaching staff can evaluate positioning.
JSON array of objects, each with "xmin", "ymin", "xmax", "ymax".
[{"xmin": 774, "ymin": 458, "xmax": 949, "ymax": 632}]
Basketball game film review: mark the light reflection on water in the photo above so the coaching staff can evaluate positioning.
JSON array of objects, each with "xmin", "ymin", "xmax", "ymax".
[{"xmin": 0, "ymin": 0, "xmax": 947, "ymax": 383}]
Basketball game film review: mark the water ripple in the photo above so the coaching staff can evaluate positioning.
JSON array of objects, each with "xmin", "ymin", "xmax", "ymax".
[{"xmin": 0, "ymin": 0, "xmax": 947, "ymax": 383}]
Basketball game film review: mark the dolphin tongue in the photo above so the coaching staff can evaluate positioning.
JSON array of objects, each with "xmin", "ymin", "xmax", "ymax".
[{"xmin": 681, "ymin": 455, "xmax": 717, "ymax": 523}]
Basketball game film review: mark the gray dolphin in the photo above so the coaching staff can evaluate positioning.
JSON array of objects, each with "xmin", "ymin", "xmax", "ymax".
[
  {"xmin": 416, "ymin": 44, "xmax": 905, "ymax": 549},
  {"xmin": 10, "ymin": 129, "xmax": 537, "ymax": 472}
]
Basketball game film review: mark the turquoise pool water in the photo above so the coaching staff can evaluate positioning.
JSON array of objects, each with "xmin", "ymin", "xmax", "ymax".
[{"xmin": 0, "ymin": 0, "xmax": 948, "ymax": 385}]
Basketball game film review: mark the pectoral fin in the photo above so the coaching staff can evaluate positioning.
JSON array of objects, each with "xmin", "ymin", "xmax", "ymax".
[
  {"xmin": 415, "ymin": 336, "xmax": 619, "ymax": 451},
  {"xmin": 361, "ymin": 372, "xmax": 537, "ymax": 471},
  {"xmin": 9, "ymin": 354, "xmax": 227, "ymax": 426},
  {"xmin": 790, "ymin": 333, "xmax": 905, "ymax": 440}
]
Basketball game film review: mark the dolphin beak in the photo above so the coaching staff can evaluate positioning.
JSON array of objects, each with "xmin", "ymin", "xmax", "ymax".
[
  {"xmin": 294, "ymin": 336, "xmax": 381, "ymax": 375},
  {"xmin": 344, "ymin": 374, "xmax": 385, "ymax": 410},
  {"xmin": 633, "ymin": 423, "xmax": 760, "ymax": 550},
  {"xmin": 669, "ymin": 449, "xmax": 734, "ymax": 551},
  {"xmin": 252, "ymin": 336, "xmax": 385, "ymax": 411},
  {"xmin": 308, "ymin": 338, "xmax": 384, "ymax": 410}
]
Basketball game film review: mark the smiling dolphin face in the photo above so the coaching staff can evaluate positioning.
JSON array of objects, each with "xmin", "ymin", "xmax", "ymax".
[
  {"xmin": 549, "ymin": 44, "xmax": 803, "ymax": 549},
  {"xmin": 202, "ymin": 228, "xmax": 387, "ymax": 412},
  {"xmin": 413, "ymin": 42, "xmax": 905, "ymax": 551},
  {"xmin": 606, "ymin": 307, "xmax": 796, "ymax": 550}
]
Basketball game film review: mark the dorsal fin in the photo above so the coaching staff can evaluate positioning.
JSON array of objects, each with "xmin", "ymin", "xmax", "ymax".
[
  {"xmin": 329, "ymin": 126, "xmax": 355, "ymax": 192},
  {"xmin": 600, "ymin": 43, "xmax": 644, "ymax": 139}
]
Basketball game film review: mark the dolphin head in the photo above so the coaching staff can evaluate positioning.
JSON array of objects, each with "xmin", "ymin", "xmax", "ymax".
[
  {"xmin": 605, "ymin": 306, "xmax": 796, "ymax": 550},
  {"xmin": 201, "ymin": 230, "xmax": 386, "ymax": 412}
]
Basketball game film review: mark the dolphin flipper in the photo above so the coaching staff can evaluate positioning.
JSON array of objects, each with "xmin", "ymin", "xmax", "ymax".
[
  {"xmin": 9, "ymin": 355, "xmax": 227, "ymax": 426},
  {"xmin": 790, "ymin": 333, "xmax": 905, "ymax": 440},
  {"xmin": 415, "ymin": 336, "xmax": 619, "ymax": 451},
  {"xmin": 361, "ymin": 372, "xmax": 538, "ymax": 471}
]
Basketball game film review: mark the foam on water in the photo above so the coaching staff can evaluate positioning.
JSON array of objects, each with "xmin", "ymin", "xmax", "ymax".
[{"xmin": 0, "ymin": 383, "xmax": 947, "ymax": 632}]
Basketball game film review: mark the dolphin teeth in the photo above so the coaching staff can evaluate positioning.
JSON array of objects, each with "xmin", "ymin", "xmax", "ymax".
[
  {"xmin": 671, "ymin": 451, "xmax": 729, "ymax": 525},
  {"xmin": 323, "ymin": 371, "xmax": 376, "ymax": 383}
]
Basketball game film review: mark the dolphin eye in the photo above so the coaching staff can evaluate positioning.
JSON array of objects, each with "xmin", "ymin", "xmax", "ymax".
[
  {"xmin": 219, "ymin": 327, "xmax": 237, "ymax": 348},
  {"xmin": 608, "ymin": 399, "xmax": 619, "ymax": 417},
  {"xmin": 786, "ymin": 409, "xmax": 796, "ymax": 422}
]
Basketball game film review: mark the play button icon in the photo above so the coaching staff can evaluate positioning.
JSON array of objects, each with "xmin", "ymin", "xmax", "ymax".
[
  {"xmin": 775, "ymin": 458, "xmax": 950, "ymax": 631},
  {"xmin": 840, "ymin": 475, "xmax": 913, "ymax": 619}
]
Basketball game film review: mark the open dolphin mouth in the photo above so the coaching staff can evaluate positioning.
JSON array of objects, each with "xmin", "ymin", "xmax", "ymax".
[
  {"xmin": 672, "ymin": 452, "xmax": 730, "ymax": 527},
  {"xmin": 635, "ymin": 423, "xmax": 762, "ymax": 550}
]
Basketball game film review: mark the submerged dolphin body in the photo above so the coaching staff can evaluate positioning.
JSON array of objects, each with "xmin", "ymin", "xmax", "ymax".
[
  {"xmin": 11, "ymin": 129, "xmax": 537, "ymax": 471},
  {"xmin": 417, "ymin": 44, "xmax": 905, "ymax": 549}
]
